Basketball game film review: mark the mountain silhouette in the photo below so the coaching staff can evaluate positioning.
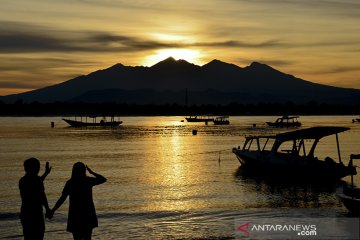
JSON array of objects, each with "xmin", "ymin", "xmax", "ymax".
[{"xmin": 1, "ymin": 58, "xmax": 359, "ymax": 104}]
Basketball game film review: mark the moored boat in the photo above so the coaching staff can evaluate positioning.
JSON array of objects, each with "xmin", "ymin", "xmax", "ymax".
[
  {"xmin": 213, "ymin": 116, "xmax": 230, "ymax": 125},
  {"xmin": 62, "ymin": 116, "xmax": 122, "ymax": 127},
  {"xmin": 352, "ymin": 117, "xmax": 360, "ymax": 123},
  {"xmin": 185, "ymin": 115, "xmax": 214, "ymax": 123},
  {"xmin": 266, "ymin": 115, "xmax": 301, "ymax": 128},
  {"xmin": 337, "ymin": 154, "xmax": 360, "ymax": 215},
  {"xmin": 337, "ymin": 186, "xmax": 360, "ymax": 215},
  {"xmin": 232, "ymin": 126, "xmax": 356, "ymax": 180}
]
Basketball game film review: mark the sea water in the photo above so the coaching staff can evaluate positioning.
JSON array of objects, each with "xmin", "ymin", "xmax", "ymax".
[{"xmin": 0, "ymin": 116, "xmax": 359, "ymax": 239}]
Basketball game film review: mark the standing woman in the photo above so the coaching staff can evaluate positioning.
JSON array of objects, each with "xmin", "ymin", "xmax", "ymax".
[{"xmin": 50, "ymin": 162, "xmax": 106, "ymax": 240}]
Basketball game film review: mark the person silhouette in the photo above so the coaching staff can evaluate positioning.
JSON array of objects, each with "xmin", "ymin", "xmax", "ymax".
[
  {"xmin": 49, "ymin": 162, "xmax": 106, "ymax": 240},
  {"xmin": 19, "ymin": 158, "xmax": 52, "ymax": 240}
]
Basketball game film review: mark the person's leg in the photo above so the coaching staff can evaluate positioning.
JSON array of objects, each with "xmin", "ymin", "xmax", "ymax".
[
  {"xmin": 72, "ymin": 232, "xmax": 82, "ymax": 240},
  {"xmin": 83, "ymin": 229, "xmax": 93, "ymax": 240},
  {"xmin": 22, "ymin": 220, "xmax": 44, "ymax": 240}
]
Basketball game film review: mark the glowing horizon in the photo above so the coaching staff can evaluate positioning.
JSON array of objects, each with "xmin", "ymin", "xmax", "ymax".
[{"xmin": 1, "ymin": 0, "xmax": 359, "ymax": 96}]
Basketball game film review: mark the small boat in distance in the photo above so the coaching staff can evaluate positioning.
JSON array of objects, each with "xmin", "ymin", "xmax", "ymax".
[
  {"xmin": 185, "ymin": 115, "xmax": 214, "ymax": 123},
  {"xmin": 62, "ymin": 116, "xmax": 122, "ymax": 127},
  {"xmin": 352, "ymin": 117, "xmax": 360, "ymax": 123},
  {"xmin": 232, "ymin": 126, "xmax": 356, "ymax": 180},
  {"xmin": 213, "ymin": 116, "xmax": 230, "ymax": 125},
  {"xmin": 337, "ymin": 154, "xmax": 360, "ymax": 215},
  {"xmin": 266, "ymin": 115, "xmax": 301, "ymax": 128}
]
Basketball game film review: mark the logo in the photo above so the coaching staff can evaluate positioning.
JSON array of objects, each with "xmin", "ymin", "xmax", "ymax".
[
  {"xmin": 237, "ymin": 222, "xmax": 250, "ymax": 234},
  {"xmin": 236, "ymin": 216, "xmax": 359, "ymax": 239}
]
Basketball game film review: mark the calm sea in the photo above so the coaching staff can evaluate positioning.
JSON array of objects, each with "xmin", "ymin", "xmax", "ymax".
[{"xmin": 0, "ymin": 116, "xmax": 359, "ymax": 239}]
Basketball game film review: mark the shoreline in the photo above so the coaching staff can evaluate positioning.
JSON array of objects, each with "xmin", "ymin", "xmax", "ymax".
[{"xmin": 0, "ymin": 102, "xmax": 359, "ymax": 117}]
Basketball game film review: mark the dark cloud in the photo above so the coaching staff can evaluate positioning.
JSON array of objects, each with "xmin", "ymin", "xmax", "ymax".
[
  {"xmin": 0, "ymin": 81, "xmax": 40, "ymax": 89},
  {"xmin": 238, "ymin": 58, "xmax": 294, "ymax": 67},
  {"xmin": 195, "ymin": 40, "xmax": 282, "ymax": 48},
  {"xmin": 0, "ymin": 21, "xmax": 285, "ymax": 54},
  {"xmin": 89, "ymin": 33, "xmax": 181, "ymax": 50},
  {"xmin": 0, "ymin": 56, "xmax": 98, "ymax": 71},
  {"xmin": 235, "ymin": 57, "xmax": 295, "ymax": 68},
  {"xmin": 0, "ymin": 31, "xmax": 87, "ymax": 53},
  {"xmin": 0, "ymin": 21, "xmax": 357, "ymax": 56},
  {"xmin": 318, "ymin": 66, "xmax": 360, "ymax": 74}
]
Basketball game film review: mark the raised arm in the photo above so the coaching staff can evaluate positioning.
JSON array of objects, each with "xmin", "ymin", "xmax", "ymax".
[
  {"xmin": 86, "ymin": 165, "xmax": 107, "ymax": 184},
  {"xmin": 40, "ymin": 162, "xmax": 52, "ymax": 181}
]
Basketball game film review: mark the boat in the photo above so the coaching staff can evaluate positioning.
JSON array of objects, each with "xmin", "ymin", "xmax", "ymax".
[
  {"xmin": 185, "ymin": 115, "xmax": 214, "ymax": 123},
  {"xmin": 352, "ymin": 117, "xmax": 360, "ymax": 123},
  {"xmin": 337, "ymin": 154, "xmax": 360, "ymax": 215},
  {"xmin": 213, "ymin": 116, "xmax": 230, "ymax": 125},
  {"xmin": 62, "ymin": 116, "xmax": 122, "ymax": 127},
  {"xmin": 232, "ymin": 126, "xmax": 356, "ymax": 180},
  {"xmin": 266, "ymin": 116, "xmax": 301, "ymax": 128}
]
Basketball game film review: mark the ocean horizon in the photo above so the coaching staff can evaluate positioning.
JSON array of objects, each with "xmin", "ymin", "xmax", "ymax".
[{"xmin": 0, "ymin": 116, "xmax": 359, "ymax": 239}]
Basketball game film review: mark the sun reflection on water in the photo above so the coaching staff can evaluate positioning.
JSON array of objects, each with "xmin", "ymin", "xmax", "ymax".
[{"xmin": 143, "ymin": 130, "xmax": 209, "ymax": 212}]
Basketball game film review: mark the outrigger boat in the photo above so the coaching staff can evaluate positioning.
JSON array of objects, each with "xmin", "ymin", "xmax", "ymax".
[
  {"xmin": 62, "ymin": 116, "xmax": 122, "ymax": 127},
  {"xmin": 213, "ymin": 116, "xmax": 230, "ymax": 125},
  {"xmin": 232, "ymin": 127, "xmax": 356, "ymax": 180},
  {"xmin": 266, "ymin": 116, "xmax": 301, "ymax": 128},
  {"xmin": 337, "ymin": 154, "xmax": 360, "ymax": 215},
  {"xmin": 185, "ymin": 115, "xmax": 214, "ymax": 123}
]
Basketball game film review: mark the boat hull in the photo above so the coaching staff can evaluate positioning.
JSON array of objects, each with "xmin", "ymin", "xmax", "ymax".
[
  {"xmin": 266, "ymin": 122, "xmax": 301, "ymax": 127},
  {"xmin": 213, "ymin": 120, "xmax": 230, "ymax": 125},
  {"xmin": 337, "ymin": 186, "xmax": 360, "ymax": 215},
  {"xmin": 62, "ymin": 118, "xmax": 122, "ymax": 127},
  {"xmin": 185, "ymin": 117, "xmax": 214, "ymax": 122},
  {"xmin": 232, "ymin": 149, "xmax": 356, "ymax": 180}
]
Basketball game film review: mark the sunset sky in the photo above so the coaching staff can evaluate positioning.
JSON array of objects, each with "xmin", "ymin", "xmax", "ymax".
[{"xmin": 1, "ymin": 0, "xmax": 359, "ymax": 96}]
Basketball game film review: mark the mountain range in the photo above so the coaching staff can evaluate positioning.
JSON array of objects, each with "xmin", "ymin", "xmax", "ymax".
[{"xmin": 1, "ymin": 57, "xmax": 359, "ymax": 104}]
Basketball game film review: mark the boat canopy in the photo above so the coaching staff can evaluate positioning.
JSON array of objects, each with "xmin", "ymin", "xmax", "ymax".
[
  {"xmin": 275, "ymin": 126, "xmax": 350, "ymax": 142},
  {"xmin": 242, "ymin": 127, "xmax": 350, "ymax": 160},
  {"xmin": 279, "ymin": 115, "xmax": 299, "ymax": 119}
]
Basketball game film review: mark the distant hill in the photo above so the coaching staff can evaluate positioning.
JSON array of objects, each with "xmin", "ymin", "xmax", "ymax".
[{"xmin": 1, "ymin": 57, "xmax": 360, "ymax": 104}]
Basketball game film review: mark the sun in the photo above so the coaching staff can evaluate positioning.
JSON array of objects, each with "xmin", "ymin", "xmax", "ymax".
[{"xmin": 143, "ymin": 48, "xmax": 203, "ymax": 66}]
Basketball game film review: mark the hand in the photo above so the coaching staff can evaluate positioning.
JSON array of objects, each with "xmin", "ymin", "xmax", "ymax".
[
  {"xmin": 86, "ymin": 165, "xmax": 95, "ymax": 175},
  {"xmin": 45, "ymin": 162, "xmax": 52, "ymax": 175}
]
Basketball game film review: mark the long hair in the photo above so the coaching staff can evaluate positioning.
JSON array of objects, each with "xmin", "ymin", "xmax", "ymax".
[{"xmin": 71, "ymin": 162, "xmax": 86, "ymax": 180}]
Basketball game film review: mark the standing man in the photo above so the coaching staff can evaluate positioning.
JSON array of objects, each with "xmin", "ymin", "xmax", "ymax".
[{"xmin": 19, "ymin": 158, "xmax": 51, "ymax": 240}]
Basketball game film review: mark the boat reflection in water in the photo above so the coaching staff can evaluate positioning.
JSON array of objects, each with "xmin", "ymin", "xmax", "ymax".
[{"xmin": 235, "ymin": 165, "xmax": 338, "ymax": 208}]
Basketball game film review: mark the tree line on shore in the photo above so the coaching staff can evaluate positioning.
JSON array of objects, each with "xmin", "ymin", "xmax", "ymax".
[{"xmin": 0, "ymin": 100, "xmax": 358, "ymax": 116}]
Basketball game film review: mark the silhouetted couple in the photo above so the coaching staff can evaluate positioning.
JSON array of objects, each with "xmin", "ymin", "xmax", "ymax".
[{"xmin": 19, "ymin": 158, "xmax": 106, "ymax": 240}]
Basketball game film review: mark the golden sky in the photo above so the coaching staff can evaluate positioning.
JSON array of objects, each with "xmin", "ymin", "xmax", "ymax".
[{"xmin": 0, "ymin": 0, "xmax": 359, "ymax": 96}]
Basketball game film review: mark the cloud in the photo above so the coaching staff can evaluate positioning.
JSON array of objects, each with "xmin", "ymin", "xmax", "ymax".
[
  {"xmin": 237, "ymin": 58, "xmax": 294, "ymax": 67},
  {"xmin": 315, "ymin": 66, "xmax": 360, "ymax": 74},
  {"xmin": 0, "ymin": 31, "xmax": 85, "ymax": 53},
  {"xmin": 0, "ymin": 81, "xmax": 42, "ymax": 90},
  {"xmin": 194, "ymin": 40, "xmax": 282, "ymax": 48},
  {"xmin": 0, "ymin": 21, "xmax": 285, "ymax": 54},
  {"xmin": 238, "ymin": 0, "xmax": 360, "ymax": 10},
  {"xmin": 0, "ymin": 56, "xmax": 98, "ymax": 71}
]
